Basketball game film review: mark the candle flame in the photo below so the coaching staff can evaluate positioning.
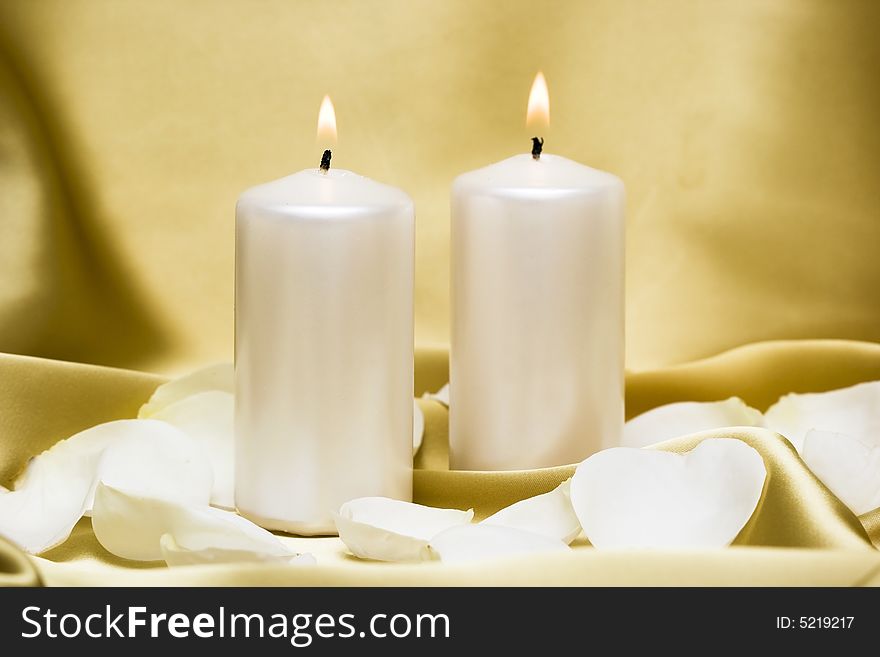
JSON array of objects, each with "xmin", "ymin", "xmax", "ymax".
[
  {"xmin": 526, "ymin": 72, "xmax": 549, "ymax": 130},
  {"xmin": 316, "ymin": 95, "xmax": 337, "ymax": 144}
]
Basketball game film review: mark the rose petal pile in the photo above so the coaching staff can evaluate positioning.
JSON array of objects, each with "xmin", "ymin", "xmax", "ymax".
[
  {"xmin": 625, "ymin": 381, "xmax": 880, "ymax": 516},
  {"xmin": 93, "ymin": 483, "xmax": 305, "ymax": 564},
  {"xmin": 334, "ymin": 437, "xmax": 768, "ymax": 560},
  {"xmin": 0, "ymin": 419, "xmax": 211, "ymax": 554},
  {"xmin": 2, "ymin": 366, "xmax": 877, "ymax": 566},
  {"xmin": 0, "ymin": 364, "xmax": 437, "ymax": 563},
  {"xmin": 0, "ymin": 364, "xmax": 312, "ymax": 566},
  {"xmin": 335, "ymin": 497, "xmax": 473, "ymax": 562},
  {"xmin": 334, "ymin": 494, "xmax": 572, "ymax": 562}
]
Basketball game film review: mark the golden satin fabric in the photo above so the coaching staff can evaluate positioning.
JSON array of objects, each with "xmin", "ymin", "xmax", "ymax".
[
  {"xmin": 1, "ymin": 341, "xmax": 879, "ymax": 586},
  {"xmin": 0, "ymin": 1, "xmax": 879, "ymax": 373},
  {"xmin": 1, "ymin": 1, "xmax": 879, "ymax": 585}
]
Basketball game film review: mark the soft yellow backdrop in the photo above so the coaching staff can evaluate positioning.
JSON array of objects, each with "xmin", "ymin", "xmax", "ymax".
[{"xmin": 1, "ymin": 0, "xmax": 878, "ymax": 373}]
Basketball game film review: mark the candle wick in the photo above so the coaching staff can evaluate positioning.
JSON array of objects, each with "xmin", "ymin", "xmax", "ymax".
[
  {"xmin": 531, "ymin": 137, "xmax": 544, "ymax": 160},
  {"xmin": 320, "ymin": 149, "xmax": 332, "ymax": 172}
]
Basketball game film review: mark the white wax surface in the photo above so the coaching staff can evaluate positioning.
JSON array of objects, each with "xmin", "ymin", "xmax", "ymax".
[
  {"xmin": 450, "ymin": 153, "xmax": 625, "ymax": 470},
  {"xmin": 235, "ymin": 168, "xmax": 414, "ymax": 535}
]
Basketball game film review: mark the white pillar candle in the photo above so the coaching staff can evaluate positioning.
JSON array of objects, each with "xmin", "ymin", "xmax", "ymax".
[
  {"xmin": 450, "ymin": 74, "xmax": 625, "ymax": 470},
  {"xmin": 235, "ymin": 98, "xmax": 414, "ymax": 535}
]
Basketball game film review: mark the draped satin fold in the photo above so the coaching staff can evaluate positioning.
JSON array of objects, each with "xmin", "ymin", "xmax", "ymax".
[{"xmin": 1, "ymin": 340, "xmax": 878, "ymax": 586}]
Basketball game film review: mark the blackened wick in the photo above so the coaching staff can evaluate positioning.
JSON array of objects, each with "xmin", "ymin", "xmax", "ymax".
[{"xmin": 531, "ymin": 137, "xmax": 544, "ymax": 160}]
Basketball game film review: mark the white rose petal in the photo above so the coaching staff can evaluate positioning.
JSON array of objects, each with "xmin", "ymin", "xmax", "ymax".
[
  {"xmin": 93, "ymin": 483, "xmax": 298, "ymax": 562},
  {"xmin": 96, "ymin": 421, "xmax": 212, "ymax": 509},
  {"xmin": 764, "ymin": 381, "xmax": 880, "ymax": 452},
  {"xmin": 147, "ymin": 391, "xmax": 234, "ymax": 509},
  {"xmin": 334, "ymin": 497, "xmax": 473, "ymax": 562},
  {"xmin": 802, "ymin": 430, "xmax": 880, "ymax": 516},
  {"xmin": 413, "ymin": 400, "xmax": 424, "ymax": 455},
  {"xmin": 0, "ymin": 419, "xmax": 205, "ymax": 555},
  {"xmin": 159, "ymin": 534, "xmax": 316, "ymax": 567},
  {"xmin": 623, "ymin": 398, "xmax": 764, "ymax": 448},
  {"xmin": 422, "ymin": 383, "xmax": 449, "ymax": 407},
  {"xmin": 139, "ymin": 363, "xmax": 233, "ymax": 418},
  {"xmin": 0, "ymin": 480, "xmax": 87, "ymax": 556},
  {"xmin": 571, "ymin": 438, "xmax": 766, "ymax": 549},
  {"xmin": 428, "ymin": 524, "xmax": 569, "ymax": 564},
  {"xmin": 481, "ymin": 480, "xmax": 581, "ymax": 544}
]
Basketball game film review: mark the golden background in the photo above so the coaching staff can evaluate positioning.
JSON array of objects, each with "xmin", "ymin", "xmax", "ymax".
[{"xmin": 1, "ymin": 0, "xmax": 878, "ymax": 374}]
